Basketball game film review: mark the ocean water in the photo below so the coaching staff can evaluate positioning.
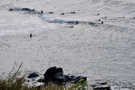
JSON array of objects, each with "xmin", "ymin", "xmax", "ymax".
[{"xmin": 0, "ymin": 0, "xmax": 135, "ymax": 87}]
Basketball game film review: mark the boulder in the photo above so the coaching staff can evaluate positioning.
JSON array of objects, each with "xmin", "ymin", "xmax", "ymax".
[
  {"xmin": 44, "ymin": 66, "xmax": 64, "ymax": 84},
  {"xmin": 28, "ymin": 72, "xmax": 39, "ymax": 78},
  {"xmin": 26, "ymin": 66, "xmax": 87, "ymax": 86},
  {"xmin": 43, "ymin": 66, "xmax": 87, "ymax": 85}
]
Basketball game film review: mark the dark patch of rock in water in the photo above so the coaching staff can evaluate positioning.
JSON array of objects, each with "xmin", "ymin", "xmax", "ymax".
[
  {"xmin": 26, "ymin": 66, "xmax": 87, "ymax": 86},
  {"xmin": 48, "ymin": 11, "xmax": 54, "ymax": 14},
  {"xmin": 70, "ymin": 11, "xmax": 76, "ymax": 14},
  {"xmin": 97, "ymin": 13, "xmax": 100, "ymax": 16},
  {"xmin": 66, "ymin": 21, "xmax": 79, "ymax": 25},
  {"xmin": 60, "ymin": 13, "xmax": 65, "ymax": 15},
  {"xmin": 93, "ymin": 85, "xmax": 111, "ymax": 90},
  {"xmin": 8, "ymin": 7, "xmax": 43, "ymax": 15},
  {"xmin": 26, "ymin": 67, "xmax": 133, "ymax": 90},
  {"xmin": 9, "ymin": 7, "xmax": 101, "ymax": 26},
  {"xmin": 67, "ymin": 25, "xmax": 74, "ymax": 28},
  {"xmin": 28, "ymin": 72, "xmax": 39, "ymax": 78},
  {"xmin": 91, "ymin": 81, "xmax": 111, "ymax": 90},
  {"xmin": 21, "ymin": 8, "xmax": 35, "ymax": 12},
  {"xmin": 63, "ymin": 75, "xmax": 87, "ymax": 84},
  {"xmin": 43, "ymin": 66, "xmax": 87, "ymax": 85},
  {"xmin": 44, "ymin": 66, "xmax": 64, "ymax": 84},
  {"xmin": 9, "ymin": 8, "xmax": 35, "ymax": 12}
]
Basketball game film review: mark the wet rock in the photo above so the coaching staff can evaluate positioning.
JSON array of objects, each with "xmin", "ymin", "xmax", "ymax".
[
  {"xmin": 8, "ymin": 8, "xmax": 43, "ymax": 15},
  {"xmin": 48, "ymin": 11, "xmax": 54, "ymax": 14},
  {"xmin": 98, "ymin": 19, "xmax": 101, "ymax": 22},
  {"xmin": 8, "ymin": 8, "xmax": 18, "ymax": 11},
  {"xmin": 21, "ymin": 8, "xmax": 35, "ymax": 12},
  {"xmin": 88, "ymin": 22, "xmax": 96, "ymax": 25},
  {"xmin": 98, "ymin": 19, "xmax": 104, "ymax": 24},
  {"xmin": 43, "ymin": 66, "xmax": 87, "ymax": 84},
  {"xmin": 91, "ymin": 81, "xmax": 111, "ymax": 90},
  {"xmin": 64, "ymin": 75, "xmax": 87, "ymax": 84},
  {"xmin": 9, "ymin": 8, "xmax": 35, "ymax": 12},
  {"xmin": 101, "ymin": 21, "xmax": 104, "ymax": 24},
  {"xmin": 68, "ymin": 25, "xmax": 74, "ymax": 28},
  {"xmin": 66, "ymin": 21, "xmax": 79, "ymax": 25},
  {"xmin": 65, "ymin": 25, "xmax": 74, "ymax": 28},
  {"xmin": 97, "ymin": 13, "xmax": 100, "ymax": 16},
  {"xmin": 70, "ymin": 11, "xmax": 76, "ymax": 14},
  {"xmin": 26, "ymin": 66, "xmax": 87, "ymax": 86},
  {"xmin": 61, "ymin": 13, "xmax": 65, "ymax": 15},
  {"xmin": 93, "ymin": 85, "xmax": 111, "ymax": 90},
  {"xmin": 40, "ymin": 10, "xmax": 44, "ymax": 14},
  {"xmin": 44, "ymin": 66, "xmax": 64, "ymax": 84},
  {"xmin": 28, "ymin": 72, "xmax": 39, "ymax": 78},
  {"xmin": 133, "ymin": 17, "xmax": 135, "ymax": 19},
  {"xmin": 9, "ymin": 8, "xmax": 14, "ymax": 11}
]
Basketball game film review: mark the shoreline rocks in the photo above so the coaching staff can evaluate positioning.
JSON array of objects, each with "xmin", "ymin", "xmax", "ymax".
[
  {"xmin": 27, "ymin": 66, "xmax": 87, "ymax": 85},
  {"xmin": 26, "ymin": 66, "xmax": 135, "ymax": 90},
  {"xmin": 9, "ymin": 7, "xmax": 44, "ymax": 15},
  {"xmin": 26, "ymin": 66, "xmax": 88, "ymax": 89}
]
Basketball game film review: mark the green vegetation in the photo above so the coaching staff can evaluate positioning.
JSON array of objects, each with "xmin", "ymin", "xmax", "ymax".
[
  {"xmin": 0, "ymin": 78, "xmax": 89, "ymax": 90},
  {"xmin": 0, "ymin": 64, "xmax": 89, "ymax": 90}
]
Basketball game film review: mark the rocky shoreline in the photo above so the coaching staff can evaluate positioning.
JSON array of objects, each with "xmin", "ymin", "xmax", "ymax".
[{"xmin": 24, "ymin": 66, "xmax": 134, "ymax": 90}]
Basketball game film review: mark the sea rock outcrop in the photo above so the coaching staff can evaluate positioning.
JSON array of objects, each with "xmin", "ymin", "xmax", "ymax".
[
  {"xmin": 27, "ymin": 66, "xmax": 87, "ymax": 85},
  {"xmin": 26, "ymin": 67, "xmax": 113, "ymax": 90},
  {"xmin": 43, "ymin": 66, "xmax": 87, "ymax": 85}
]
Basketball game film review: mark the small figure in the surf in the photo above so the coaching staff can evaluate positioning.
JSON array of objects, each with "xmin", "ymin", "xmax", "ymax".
[{"xmin": 30, "ymin": 33, "xmax": 32, "ymax": 38}]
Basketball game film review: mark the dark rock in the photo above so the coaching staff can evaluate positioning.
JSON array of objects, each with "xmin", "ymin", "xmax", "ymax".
[
  {"xmin": 70, "ymin": 11, "xmax": 76, "ymax": 14},
  {"xmin": 101, "ymin": 21, "xmax": 104, "ymax": 24},
  {"xmin": 43, "ymin": 66, "xmax": 87, "ymax": 85},
  {"xmin": 93, "ymin": 85, "xmax": 111, "ymax": 90},
  {"xmin": 98, "ymin": 19, "xmax": 101, "ymax": 21},
  {"xmin": 92, "ymin": 81, "xmax": 111, "ymax": 90},
  {"xmin": 98, "ymin": 19, "xmax": 104, "ymax": 24},
  {"xmin": 98, "ymin": 82, "xmax": 108, "ymax": 85},
  {"xmin": 88, "ymin": 22, "xmax": 96, "ymax": 25},
  {"xmin": 44, "ymin": 66, "xmax": 64, "ymax": 84},
  {"xmin": 21, "ymin": 8, "xmax": 35, "ymax": 12},
  {"xmin": 9, "ymin": 8, "xmax": 14, "ymax": 11},
  {"xmin": 66, "ymin": 21, "xmax": 79, "ymax": 25},
  {"xmin": 61, "ymin": 13, "xmax": 65, "ymax": 15},
  {"xmin": 48, "ymin": 11, "xmax": 54, "ymax": 14},
  {"xmin": 68, "ymin": 25, "xmax": 74, "ymax": 28},
  {"xmin": 28, "ymin": 72, "xmax": 39, "ymax": 78},
  {"xmin": 97, "ymin": 13, "xmax": 100, "ymax": 16},
  {"xmin": 9, "ymin": 8, "xmax": 35, "ymax": 12},
  {"xmin": 8, "ymin": 8, "xmax": 43, "ymax": 15},
  {"xmin": 25, "ymin": 66, "xmax": 87, "ymax": 87},
  {"xmin": 64, "ymin": 75, "xmax": 87, "ymax": 84},
  {"xmin": 40, "ymin": 10, "xmax": 44, "ymax": 14}
]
